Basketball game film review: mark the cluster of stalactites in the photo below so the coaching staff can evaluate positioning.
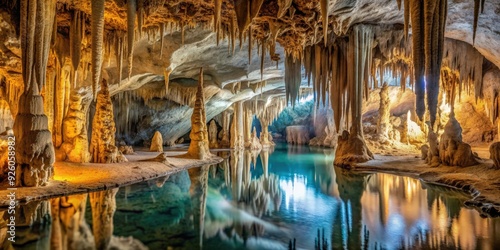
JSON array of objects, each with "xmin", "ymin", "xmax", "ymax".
[
  {"xmin": 371, "ymin": 28, "xmax": 414, "ymax": 92},
  {"xmin": 255, "ymin": 97, "xmax": 286, "ymax": 125},
  {"xmin": 441, "ymin": 39, "xmax": 484, "ymax": 106},
  {"xmin": 397, "ymin": 0, "xmax": 447, "ymax": 128}
]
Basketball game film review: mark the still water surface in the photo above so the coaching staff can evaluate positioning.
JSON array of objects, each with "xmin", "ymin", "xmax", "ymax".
[{"xmin": 2, "ymin": 144, "xmax": 499, "ymax": 249}]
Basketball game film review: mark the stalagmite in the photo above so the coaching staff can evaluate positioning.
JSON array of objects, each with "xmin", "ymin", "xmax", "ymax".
[
  {"xmin": 150, "ymin": 131, "xmax": 163, "ymax": 152},
  {"xmin": 438, "ymin": 113, "xmax": 479, "ymax": 167},
  {"xmin": 90, "ymin": 79, "xmax": 127, "ymax": 163},
  {"xmin": 259, "ymin": 117, "xmax": 273, "ymax": 148},
  {"xmin": 230, "ymin": 102, "xmax": 244, "ymax": 149},
  {"xmin": 57, "ymin": 93, "xmax": 91, "ymax": 163},
  {"xmin": 14, "ymin": 0, "xmax": 57, "ymax": 187},
  {"xmin": 127, "ymin": 0, "xmax": 137, "ymax": 79},
  {"xmin": 209, "ymin": 120, "xmax": 219, "ymax": 148},
  {"xmin": 90, "ymin": 189, "xmax": 118, "ymax": 250},
  {"xmin": 91, "ymin": 0, "xmax": 105, "ymax": 99},
  {"xmin": 186, "ymin": 68, "xmax": 212, "ymax": 159},
  {"xmin": 377, "ymin": 83, "xmax": 391, "ymax": 139},
  {"xmin": 219, "ymin": 111, "xmax": 231, "ymax": 148}
]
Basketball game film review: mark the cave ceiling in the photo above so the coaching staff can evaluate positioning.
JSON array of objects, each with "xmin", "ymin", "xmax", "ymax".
[{"xmin": 0, "ymin": 0, "xmax": 499, "ymax": 105}]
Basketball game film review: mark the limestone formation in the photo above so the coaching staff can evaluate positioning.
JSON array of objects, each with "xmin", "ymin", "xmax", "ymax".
[
  {"xmin": 427, "ymin": 130, "xmax": 441, "ymax": 167},
  {"xmin": 90, "ymin": 79, "xmax": 127, "ymax": 163},
  {"xmin": 334, "ymin": 131, "xmax": 374, "ymax": 167},
  {"xmin": 489, "ymin": 142, "xmax": 500, "ymax": 169},
  {"xmin": 286, "ymin": 126, "xmax": 310, "ymax": 145},
  {"xmin": 438, "ymin": 114, "xmax": 479, "ymax": 167},
  {"xmin": 186, "ymin": 68, "xmax": 212, "ymax": 160},
  {"xmin": 230, "ymin": 102, "xmax": 244, "ymax": 149},
  {"xmin": 259, "ymin": 117, "xmax": 273, "ymax": 148},
  {"xmin": 246, "ymin": 128, "xmax": 262, "ymax": 151},
  {"xmin": 150, "ymin": 131, "xmax": 163, "ymax": 152},
  {"xmin": 208, "ymin": 120, "xmax": 219, "ymax": 149},
  {"xmin": 57, "ymin": 93, "xmax": 91, "ymax": 163},
  {"xmin": 50, "ymin": 194, "xmax": 94, "ymax": 250},
  {"xmin": 377, "ymin": 83, "xmax": 391, "ymax": 139},
  {"xmin": 119, "ymin": 145, "xmax": 134, "ymax": 155},
  {"xmin": 90, "ymin": 189, "xmax": 118, "ymax": 250},
  {"xmin": 218, "ymin": 111, "xmax": 231, "ymax": 148},
  {"xmin": 13, "ymin": 0, "xmax": 57, "ymax": 187}
]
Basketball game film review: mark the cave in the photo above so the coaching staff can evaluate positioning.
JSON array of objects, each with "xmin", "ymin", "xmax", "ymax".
[{"xmin": 0, "ymin": 0, "xmax": 500, "ymax": 249}]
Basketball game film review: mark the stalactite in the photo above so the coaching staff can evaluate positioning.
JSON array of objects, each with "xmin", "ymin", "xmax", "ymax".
[
  {"xmin": 234, "ymin": 0, "xmax": 264, "ymax": 46},
  {"xmin": 137, "ymin": 0, "xmax": 144, "ymax": 38},
  {"xmin": 214, "ymin": 0, "xmax": 222, "ymax": 46},
  {"xmin": 114, "ymin": 32, "xmax": 124, "ymax": 85},
  {"xmin": 127, "ymin": 0, "xmax": 137, "ymax": 79},
  {"xmin": 473, "ymin": 0, "xmax": 482, "ymax": 44},
  {"xmin": 277, "ymin": 0, "xmax": 292, "ymax": 18},
  {"xmin": 181, "ymin": 22, "xmax": 185, "ymax": 44},
  {"xmin": 398, "ymin": 0, "xmax": 447, "ymax": 128},
  {"xmin": 91, "ymin": 0, "xmax": 105, "ymax": 99},
  {"xmin": 260, "ymin": 40, "xmax": 265, "ymax": 80},
  {"xmin": 320, "ymin": 0, "xmax": 328, "ymax": 46},
  {"xmin": 284, "ymin": 54, "xmax": 301, "ymax": 106},
  {"xmin": 69, "ymin": 10, "xmax": 84, "ymax": 88},
  {"xmin": 160, "ymin": 23, "xmax": 165, "ymax": 56},
  {"xmin": 248, "ymin": 26, "xmax": 252, "ymax": 64},
  {"xmin": 441, "ymin": 39, "xmax": 484, "ymax": 105}
]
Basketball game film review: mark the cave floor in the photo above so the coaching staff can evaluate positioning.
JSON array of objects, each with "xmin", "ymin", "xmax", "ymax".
[
  {"xmin": 0, "ymin": 150, "xmax": 222, "ymax": 207},
  {"xmin": 354, "ymin": 145, "xmax": 500, "ymax": 217}
]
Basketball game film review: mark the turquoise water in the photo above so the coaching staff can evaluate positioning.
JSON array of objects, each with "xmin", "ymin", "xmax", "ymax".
[{"xmin": 2, "ymin": 143, "xmax": 500, "ymax": 249}]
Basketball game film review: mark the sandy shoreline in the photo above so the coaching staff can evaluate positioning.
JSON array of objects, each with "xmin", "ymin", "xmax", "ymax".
[
  {"xmin": 354, "ymin": 152, "xmax": 500, "ymax": 218},
  {"xmin": 0, "ymin": 150, "xmax": 222, "ymax": 207}
]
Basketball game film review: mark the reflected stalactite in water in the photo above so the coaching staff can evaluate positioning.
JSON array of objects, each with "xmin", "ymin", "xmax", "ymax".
[
  {"xmin": 188, "ymin": 165, "xmax": 209, "ymax": 249},
  {"xmin": 89, "ymin": 188, "xmax": 118, "ymax": 250},
  {"xmin": 50, "ymin": 194, "xmax": 94, "ymax": 250},
  {"xmin": 1, "ymin": 201, "xmax": 51, "ymax": 249},
  {"xmin": 230, "ymin": 150, "xmax": 244, "ymax": 201},
  {"xmin": 312, "ymin": 148, "xmax": 337, "ymax": 196},
  {"xmin": 333, "ymin": 167, "xmax": 367, "ymax": 250},
  {"xmin": 260, "ymin": 149, "xmax": 269, "ymax": 177}
]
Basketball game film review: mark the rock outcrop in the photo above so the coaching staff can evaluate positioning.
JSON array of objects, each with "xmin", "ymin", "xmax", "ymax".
[{"xmin": 489, "ymin": 142, "xmax": 500, "ymax": 169}]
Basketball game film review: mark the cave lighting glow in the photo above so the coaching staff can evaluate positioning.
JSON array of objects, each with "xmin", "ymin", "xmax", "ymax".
[{"xmin": 299, "ymin": 94, "xmax": 314, "ymax": 104}]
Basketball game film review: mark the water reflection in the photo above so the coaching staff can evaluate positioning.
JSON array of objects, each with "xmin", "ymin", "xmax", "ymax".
[{"xmin": 1, "ymin": 144, "xmax": 499, "ymax": 249}]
